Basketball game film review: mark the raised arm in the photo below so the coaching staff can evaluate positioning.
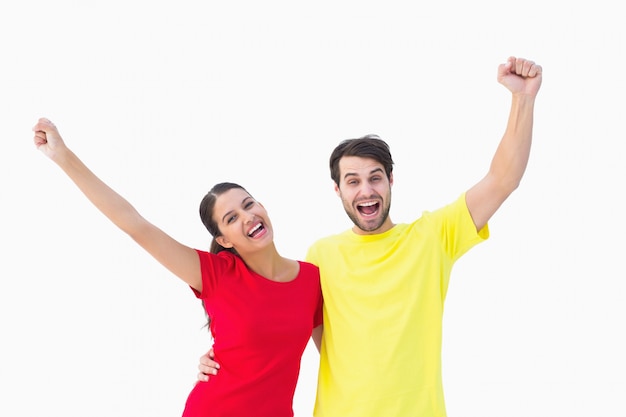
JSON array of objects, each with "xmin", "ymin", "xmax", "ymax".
[
  {"xmin": 32, "ymin": 118, "xmax": 202, "ymax": 291},
  {"xmin": 465, "ymin": 56, "xmax": 543, "ymax": 231}
]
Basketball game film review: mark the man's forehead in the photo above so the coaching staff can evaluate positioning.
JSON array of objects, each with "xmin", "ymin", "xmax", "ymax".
[{"xmin": 340, "ymin": 156, "xmax": 383, "ymax": 176}]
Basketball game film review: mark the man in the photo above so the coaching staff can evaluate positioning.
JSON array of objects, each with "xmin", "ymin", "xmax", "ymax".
[{"xmin": 198, "ymin": 56, "xmax": 542, "ymax": 416}]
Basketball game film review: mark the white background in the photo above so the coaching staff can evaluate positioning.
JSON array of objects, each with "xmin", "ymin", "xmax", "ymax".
[{"xmin": 2, "ymin": 1, "xmax": 625, "ymax": 416}]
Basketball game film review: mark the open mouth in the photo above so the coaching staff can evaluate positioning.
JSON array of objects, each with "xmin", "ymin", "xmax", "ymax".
[
  {"xmin": 357, "ymin": 201, "xmax": 380, "ymax": 217},
  {"xmin": 247, "ymin": 222, "xmax": 265, "ymax": 238}
]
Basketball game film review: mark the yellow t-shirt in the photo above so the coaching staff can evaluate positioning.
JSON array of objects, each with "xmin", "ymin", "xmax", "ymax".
[{"xmin": 306, "ymin": 193, "xmax": 489, "ymax": 417}]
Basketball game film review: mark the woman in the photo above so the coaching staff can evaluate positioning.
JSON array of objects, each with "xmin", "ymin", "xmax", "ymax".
[{"xmin": 32, "ymin": 118, "xmax": 323, "ymax": 417}]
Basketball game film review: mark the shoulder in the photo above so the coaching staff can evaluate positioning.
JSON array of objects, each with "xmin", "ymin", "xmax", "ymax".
[
  {"xmin": 309, "ymin": 229, "xmax": 352, "ymax": 247},
  {"xmin": 298, "ymin": 260, "xmax": 320, "ymax": 275},
  {"xmin": 196, "ymin": 249, "xmax": 241, "ymax": 272},
  {"xmin": 295, "ymin": 261, "xmax": 322, "ymax": 292},
  {"xmin": 412, "ymin": 194, "xmax": 468, "ymax": 225},
  {"xmin": 195, "ymin": 248, "xmax": 236, "ymax": 261}
]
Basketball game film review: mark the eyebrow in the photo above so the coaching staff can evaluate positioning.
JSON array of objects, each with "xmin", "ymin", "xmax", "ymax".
[
  {"xmin": 221, "ymin": 196, "xmax": 253, "ymax": 223},
  {"xmin": 343, "ymin": 167, "xmax": 384, "ymax": 180}
]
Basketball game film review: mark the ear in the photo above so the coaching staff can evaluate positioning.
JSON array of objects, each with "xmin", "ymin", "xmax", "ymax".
[
  {"xmin": 215, "ymin": 235, "xmax": 234, "ymax": 248},
  {"xmin": 334, "ymin": 182, "xmax": 341, "ymax": 197},
  {"xmin": 389, "ymin": 171, "xmax": 394, "ymax": 186}
]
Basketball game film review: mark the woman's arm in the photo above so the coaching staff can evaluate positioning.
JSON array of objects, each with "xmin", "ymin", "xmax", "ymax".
[{"xmin": 33, "ymin": 118, "xmax": 202, "ymax": 291}]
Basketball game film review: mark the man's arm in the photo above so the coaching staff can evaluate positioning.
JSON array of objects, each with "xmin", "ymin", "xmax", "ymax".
[
  {"xmin": 196, "ymin": 242, "xmax": 324, "ymax": 382},
  {"xmin": 465, "ymin": 56, "xmax": 543, "ymax": 231},
  {"xmin": 197, "ymin": 349, "xmax": 220, "ymax": 382},
  {"xmin": 312, "ymin": 324, "xmax": 323, "ymax": 353},
  {"xmin": 196, "ymin": 325, "xmax": 323, "ymax": 382}
]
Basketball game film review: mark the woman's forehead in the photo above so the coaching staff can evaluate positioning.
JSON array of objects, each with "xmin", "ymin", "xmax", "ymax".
[{"xmin": 215, "ymin": 188, "xmax": 253, "ymax": 211}]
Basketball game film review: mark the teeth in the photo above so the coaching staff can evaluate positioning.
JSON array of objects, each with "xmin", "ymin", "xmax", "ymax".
[
  {"xmin": 358, "ymin": 201, "xmax": 377, "ymax": 207},
  {"xmin": 248, "ymin": 223, "xmax": 262, "ymax": 236}
]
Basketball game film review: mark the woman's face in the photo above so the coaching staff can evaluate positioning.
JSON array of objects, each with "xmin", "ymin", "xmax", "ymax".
[{"xmin": 212, "ymin": 188, "xmax": 274, "ymax": 252}]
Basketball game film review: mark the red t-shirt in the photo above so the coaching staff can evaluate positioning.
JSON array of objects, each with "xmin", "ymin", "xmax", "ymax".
[{"xmin": 182, "ymin": 250, "xmax": 323, "ymax": 417}]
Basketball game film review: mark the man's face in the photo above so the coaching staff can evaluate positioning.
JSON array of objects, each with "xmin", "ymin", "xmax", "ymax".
[{"xmin": 335, "ymin": 156, "xmax": 393, "ymax": 235}]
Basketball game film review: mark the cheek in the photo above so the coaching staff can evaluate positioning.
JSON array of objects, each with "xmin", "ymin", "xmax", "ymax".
[
  {"xmin": 374, "ymin": 183, "xmax": 390, "ymax": 196},
  {"xmin": 339, "ymin": 191, "xmax": 355, "ymax": 206}
]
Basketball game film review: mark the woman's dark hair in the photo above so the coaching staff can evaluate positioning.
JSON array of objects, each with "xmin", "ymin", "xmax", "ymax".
[
  {"xmin": 198, "ymin": 182, "xmax": 251, "ymax": 332},
  {"xmin": 199, "ymin": 182, "xmax": 252, "ymax": 255},
  {"xmin": 329, "ymin": 134, "xmax": 394, "ymax": 187}
]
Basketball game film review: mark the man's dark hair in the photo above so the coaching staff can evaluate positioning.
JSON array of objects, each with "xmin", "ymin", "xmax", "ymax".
[{"xmin": 329, "ymin": 134, "xmax": 394, "ymax": 186}]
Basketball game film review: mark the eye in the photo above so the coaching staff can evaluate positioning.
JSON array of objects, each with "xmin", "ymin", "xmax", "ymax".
[
  {"xmin": 226, "ymin": 214, "xmax": 237, "ymax": 224},
  {"xmin": 244, "ymin": 201, "xmax": 254, "ymax": 209}
]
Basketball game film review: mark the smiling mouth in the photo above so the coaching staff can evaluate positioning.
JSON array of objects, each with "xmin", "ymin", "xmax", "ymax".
[
  {"xmin": 357, "ymin": 201, "xmax": 379, "ymax": 217},
  {"xmin": 248, "ymin": 222, "xmax": 265, "ymax": 237}
]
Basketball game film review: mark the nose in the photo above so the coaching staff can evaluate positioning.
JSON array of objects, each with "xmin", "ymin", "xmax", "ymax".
[
  {"xmin": 242, "ymin": 211, "xmax": 255, "ymax": 224},
  {"xmin": 358, "ymin": 182, "xmax": 376, "ymax": 196}
]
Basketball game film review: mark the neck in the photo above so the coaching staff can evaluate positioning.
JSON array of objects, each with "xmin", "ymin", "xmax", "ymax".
[
  {"xmin": 352, "ymin": 218, "xmax": 395, "ymax": 235},
  {"xmin": 240, "ymin": 246, "xmax": 298, "ymax": 282}
]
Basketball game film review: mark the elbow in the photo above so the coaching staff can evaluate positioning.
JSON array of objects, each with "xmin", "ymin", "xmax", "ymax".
[
  {"xmin": 122, "ymin": 212, "xmax": 152, "ymax": 241},
  {"xmin": 507, "ymin": 177, "xmax": 522, "ymax": 194},
  {"xmin": 489, "ymin": 166, "xmax": 525, "ymax": 197}
]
